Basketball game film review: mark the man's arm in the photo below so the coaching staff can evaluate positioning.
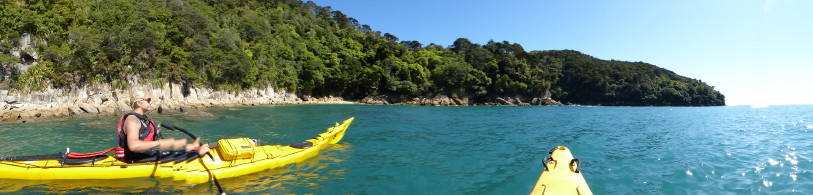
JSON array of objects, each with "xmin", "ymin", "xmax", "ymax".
[{"xmin": 125, "ymin": 115, "xmax": 182, "ymax": 152}]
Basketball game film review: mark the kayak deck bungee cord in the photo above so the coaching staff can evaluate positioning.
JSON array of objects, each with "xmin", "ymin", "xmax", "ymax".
[{"xmin": 530, "ymin": 146, "xmax": 593, "ymax": 195}]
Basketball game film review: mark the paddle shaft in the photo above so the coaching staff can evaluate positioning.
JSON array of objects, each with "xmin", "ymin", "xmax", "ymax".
[
  {"xmin": 172, "ymin": 126, "xmax": 198, "ymax": 140},
  {"xmin": 160, "ymin": 123, "xmax": 225, "ymax": 194}
]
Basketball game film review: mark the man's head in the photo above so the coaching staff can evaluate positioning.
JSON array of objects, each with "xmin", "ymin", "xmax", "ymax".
[{"xmin": 131, "ymin": 91, "xmax": 153, "ymax": 113}]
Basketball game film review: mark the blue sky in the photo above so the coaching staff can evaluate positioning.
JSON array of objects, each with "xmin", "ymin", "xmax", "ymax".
[{"xmin": 310, "ymin": 0, "xmax": 812, "ymax": 106}]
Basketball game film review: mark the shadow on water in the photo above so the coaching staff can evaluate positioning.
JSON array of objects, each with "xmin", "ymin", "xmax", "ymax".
[{"xmin": 190, "ymin": 143, "xmax": 352, "ymax": 194}]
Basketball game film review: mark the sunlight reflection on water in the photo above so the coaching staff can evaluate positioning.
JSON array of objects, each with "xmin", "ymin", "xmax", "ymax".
[{"xmin": 1, "ymin": 105, "xmax": 812, "ymax": 194}]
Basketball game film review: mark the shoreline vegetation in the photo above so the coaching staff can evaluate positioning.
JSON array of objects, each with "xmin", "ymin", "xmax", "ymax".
[{"xmin": 0, "ymin": 0, "xmax": 725, "ymax": 122}]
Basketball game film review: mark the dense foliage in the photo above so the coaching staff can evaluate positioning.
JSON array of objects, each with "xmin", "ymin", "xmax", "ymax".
[{"xmin": 0, "ymin": 0, "xmax": 724, "ymax": 106}]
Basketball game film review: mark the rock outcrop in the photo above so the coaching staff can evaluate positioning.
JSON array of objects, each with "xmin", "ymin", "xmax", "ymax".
[
  {"xmin": 359, "ymin": 94, "xmax": 561, "ymax": 106},
  {"xmin": 1, "ymin": 33, "xmax": 41, "ymax": 82},
  {"xmin": 412, "ymin": 95, "xmax": 469, "ymax": 106},
  {"xmin": 360, "ymin": 96, "xmax": 391, "ymax": 105},
  {"xmin": 482, "ymin": 96, "xmax": 562, "ymax": 106},
  {"xmin": 0, "ymin": 82, "xmax": 354, "ymax": 122}
]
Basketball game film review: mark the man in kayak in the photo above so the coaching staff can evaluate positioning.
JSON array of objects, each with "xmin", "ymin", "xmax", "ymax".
[{"xmin": 118, "ymin": 91, "xmax": 210, "ymax": 160}]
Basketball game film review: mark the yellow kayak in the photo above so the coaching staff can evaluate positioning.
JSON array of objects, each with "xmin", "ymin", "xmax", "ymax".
[
  {"xmin": 530, "ymin": 146, "xmax": 593, "ymax": 195},
  {"xmin": 0, "ymin": 117, "xmax": 354, "ymax": 185}
]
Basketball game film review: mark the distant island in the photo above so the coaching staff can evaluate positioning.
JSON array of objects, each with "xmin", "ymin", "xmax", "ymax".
[{"xmin": 0, "ymin": 0, "xmax": 724, "ymax": 120}]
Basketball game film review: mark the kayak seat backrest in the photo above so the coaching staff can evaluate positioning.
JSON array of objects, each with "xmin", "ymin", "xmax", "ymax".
[
  {"xmin": 59, "ymin": 155, "xmax": 109, "ymax": 165},
  {"xmin": 289, "ymin": 141, "xmax": 313, "ymax": 149}
]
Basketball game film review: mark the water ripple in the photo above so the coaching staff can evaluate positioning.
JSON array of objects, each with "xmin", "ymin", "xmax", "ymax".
[{"xmin": 1, "ymin": 105, "xmax": 813, "ymax": 194}]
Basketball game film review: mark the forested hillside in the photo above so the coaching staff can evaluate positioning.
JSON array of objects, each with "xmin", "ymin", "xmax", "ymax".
[{"xmin": 0, "ymin": 0, "xmax": 724, "ymax": 106}]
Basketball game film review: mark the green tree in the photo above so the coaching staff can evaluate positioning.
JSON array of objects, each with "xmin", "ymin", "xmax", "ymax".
[{"xmin": 0, "ymin": 0, "xmax": 724, "ymax": 106}]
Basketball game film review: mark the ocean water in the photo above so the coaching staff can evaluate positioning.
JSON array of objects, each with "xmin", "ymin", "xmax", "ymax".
[{"xmin": 0, "ymin": 104, "xmax": 812, "ymax": 194}]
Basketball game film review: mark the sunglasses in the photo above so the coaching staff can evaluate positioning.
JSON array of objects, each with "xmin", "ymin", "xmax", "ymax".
[{"xmin": 142, "ymin": 98, "xmax": 152, "ymax": 103}]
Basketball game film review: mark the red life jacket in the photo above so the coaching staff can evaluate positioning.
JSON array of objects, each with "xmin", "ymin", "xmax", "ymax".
[{"xmin": 117, "ymin": 113, "xmax": 157, "ymax": 151}]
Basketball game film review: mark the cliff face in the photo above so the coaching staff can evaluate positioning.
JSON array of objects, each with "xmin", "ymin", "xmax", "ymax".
[
  {"xmin": 0, "ymin": 82, "xmax": 351, "ymax": 122},
  {"xmin": 0, "ymin": 33, "xmax": 40, "ymax": 83},
  {"xmin": 1, "ymin": 34, "xmax": 355, "ymax": 122}
]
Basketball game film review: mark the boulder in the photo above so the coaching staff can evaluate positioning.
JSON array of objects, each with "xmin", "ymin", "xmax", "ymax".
[
  {"xmin": 51, "ymin": 107, "xmax": 66, "ymax": 117},
  {"xmin": 116, "ymin": 101, "xmax": 131, "ymax": 113},
  {"xmin": 91, "ymin": 97, "xmax": 103, "ymax": 105},
  {"xmin": 542, "ymin": 98, "xmax": 563, "ymax": 106},
  {"xmin": 19, "ymin": 111, "xmax": 40, "ymax": 120},
  {"xmin": 99, "ymin": 102, "xmax": 116, "ymax": 114},
  {"xmin": 164, "ymin": 102, "xmax": 177, "ymax": 111},
  {"xmin": 532, "ymin": 97, "xmax": 563, "ymax": 106},
  {"xmin": 452, "ymin": 97, "xmax": 469, "ymax": 106},
  {"xmin": 1, "ymin": 110, "xmax": 16, "ymax": 121},
  {"xmin": 361, "ymin": 96, "xmax": 390, "ymax": 105},
  {"xmin": 426, "ymin": 95, "xmax": 446, "ymax": 106},
  {"xmin": 17, "ymin": 111, "xmax": 31, "ymax": 120},
  {"xmin": 184, "ymin": 109, "xmax": 215, "ymax": 118},
  {"xmin": 513, "ymin": 98, "xmax": 525, "ymax": 105},
  {"xmin": 78, "ymin": 103, "xmax": 95, "ymax": 113},
  {"xmin": 5, "ymin": 96, "xmax": 17, "ymax": 104},
  {"xmin": 496, "ymin": 97, "xmax": 513, "ymax": 105}
]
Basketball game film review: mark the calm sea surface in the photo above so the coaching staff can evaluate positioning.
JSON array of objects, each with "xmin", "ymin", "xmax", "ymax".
[{"xmin": 0, "ymin": 105, "xmax": 812, "ymax": 194}]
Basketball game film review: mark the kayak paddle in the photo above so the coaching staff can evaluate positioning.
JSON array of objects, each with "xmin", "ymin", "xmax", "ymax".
[{"xmin": 160, "ymin": 123, "xmax": 226, "ymax": 195}]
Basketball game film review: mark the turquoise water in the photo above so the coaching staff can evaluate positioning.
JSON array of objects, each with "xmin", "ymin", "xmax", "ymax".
[{"xmin": 1, "ymin": 105, "xmax": 812, "ymax": 194}]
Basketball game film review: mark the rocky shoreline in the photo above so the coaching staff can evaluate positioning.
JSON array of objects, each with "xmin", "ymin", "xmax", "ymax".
[
  {"xmin": 360, "ymin": 94, "xmax": 562, "ymax": 106},
  {"xmin": 0, "ymin": 83, "xmax": 352, "ymax": 123},
  {"xmin": 0, "ymin": 82, "xmax": 563, "ymax": 123}
]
